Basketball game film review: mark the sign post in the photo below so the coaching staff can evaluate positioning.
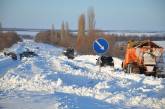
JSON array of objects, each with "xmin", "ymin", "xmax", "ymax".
[{"xmin": 93, "ymin": 38, "xmax": 109, "ymax": 72}]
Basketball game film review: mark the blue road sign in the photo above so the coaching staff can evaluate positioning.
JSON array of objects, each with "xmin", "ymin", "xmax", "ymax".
[{"xmin": 93, "ymin": 38, "xmax": 109, "ymax": 54}]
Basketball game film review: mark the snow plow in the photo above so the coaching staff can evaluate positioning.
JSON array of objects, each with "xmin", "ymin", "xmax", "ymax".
[{"xmin": 122, "ymin": 40, "xmax": 164, "ymax": 77}]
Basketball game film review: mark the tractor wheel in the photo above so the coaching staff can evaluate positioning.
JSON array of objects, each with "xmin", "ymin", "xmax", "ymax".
[
  {"xmin": 155, "ymin": 67, "xmax": 163, "ymax": 78},
  {"xmin": 126, "ymin": 63, "xmax": 140, "ymax": 74},
  {"xmin": 100, "ymin": 63, "xmax": 104, "ymax": 67},
  {"xmin": 126, "ymin": 64, "xmax": 133, "ymax": 73}
]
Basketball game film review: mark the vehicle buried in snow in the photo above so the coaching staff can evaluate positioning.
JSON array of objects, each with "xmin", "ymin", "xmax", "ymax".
[
  {"xmin": 96, "ymin": 56, "xmax": 114, "ymax": 67},
  {"xmin": 122, "ymin": 40, "xmax": 164, "ymax": 77},
  {"xmin": 4, "ymin": 52, "xmax": 17, "ymax": 60},
  {"xmin": 19, "ymin": 49, "xmax": 38, "ymax": 60},
  {"xmin": 63, "ymin": 48, "xmax": 75, "ymax": 59}
]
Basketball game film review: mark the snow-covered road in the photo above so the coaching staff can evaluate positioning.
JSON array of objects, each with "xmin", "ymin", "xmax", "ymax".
[{"xmin": 0, "ymin": 40, "xmax": 165, "ymax": 109}]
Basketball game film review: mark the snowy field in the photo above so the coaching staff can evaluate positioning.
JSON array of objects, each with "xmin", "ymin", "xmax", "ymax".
[{"xmin": 0, "ymin": 40, "xmax": 165, "ymax": 109}]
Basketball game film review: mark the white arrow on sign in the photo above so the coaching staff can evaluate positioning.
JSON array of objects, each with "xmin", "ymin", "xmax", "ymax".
[{"xmin": 95, "ymin": 40, "xmax": 105, "ymax": 50}]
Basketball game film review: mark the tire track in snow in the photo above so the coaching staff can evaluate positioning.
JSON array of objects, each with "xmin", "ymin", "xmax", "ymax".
[
  {"xmin": 1, "ymin": 40, "xmax": 165, "ymax": 109},
  {"xmin": 48, "ymin": 56, "xmax": 165, "ymax": 108}
]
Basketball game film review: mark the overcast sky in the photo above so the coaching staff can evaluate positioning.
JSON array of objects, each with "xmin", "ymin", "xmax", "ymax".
[{"xmin": 0, "ymin": 0, "xmax": 165, "ymax": 31}]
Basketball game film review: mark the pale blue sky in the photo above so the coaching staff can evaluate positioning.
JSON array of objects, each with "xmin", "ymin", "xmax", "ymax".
[{"xmin": 0, "ymin": 0, "xmax": 165, "ymax": 31}]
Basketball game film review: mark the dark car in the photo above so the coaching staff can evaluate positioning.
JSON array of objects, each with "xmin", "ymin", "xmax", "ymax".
[
  {"xmin": 96, "ymin": 56, "xmax": 114, "ymax": 67},
  {"xmin": 63, "ymin": 48, "xmax": 75, "ymax": 59},
  {"xmin": 4, "ymin": 52, "xmax": 17, "ymax": 60},
  {"xmin": 20, "ymin": 51, "xmax": 38, "ymax": 60}
]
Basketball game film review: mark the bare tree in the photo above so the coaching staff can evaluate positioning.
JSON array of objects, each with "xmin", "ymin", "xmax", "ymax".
[
  {"xmin": 50, "ymin": 24, "xmax": 57, "ymax": 44},
  {"xmin": 76, "ymin": 14, "xmax": 86, "ymax": 52},
  {"xmin": 60, "ymin": 21, "xmax": 65, "ymax": 45},
  {"xmin": 87, "ymin": 7, "xmax": 95, "ymax": 35},
  {"xmin": 65, "ymin": 21, "xmax": 71, "ymax": 47},
  {"xmin": 87, "ymin": 7, "xmax": 97, "ymax": 53},
  {"xmin": 0, "ymin": 22, "xmax": 2, "ymax": 33},
  {"xmin": 78, "ymin": 14, "xmax": 85, "ymax": 37},
  {"xmin": 65, "ymin": 22, "xmax": 69, "ymax": 37},
  {"xmin": 0, "ymin": 22, "xmax": 2, "ymax": 29}
]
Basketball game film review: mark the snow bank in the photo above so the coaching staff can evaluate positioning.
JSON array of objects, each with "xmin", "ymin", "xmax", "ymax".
[{"xmin": 0, "ymin": 40, "xmax": 165, "ymax": 109}]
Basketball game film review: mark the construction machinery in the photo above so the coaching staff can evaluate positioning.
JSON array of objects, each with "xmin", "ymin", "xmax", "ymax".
[{"xmin": 122, "ymin": 40, "xmax": 164, "ymax": 77}]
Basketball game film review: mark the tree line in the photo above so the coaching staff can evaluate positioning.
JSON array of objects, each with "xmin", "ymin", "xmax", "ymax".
[
  {"xmin": 0, "ymin": 32, "xmax": 22, "ymax": 51},
  {"xmin": 35, "ymin": 7, "xmax": 165, "ymax": 58}
]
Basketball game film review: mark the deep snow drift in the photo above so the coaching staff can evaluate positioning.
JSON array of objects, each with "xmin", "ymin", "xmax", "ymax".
[{"xmin": 0, "ymin": 40, "xmax": 165, "ymax": 109}]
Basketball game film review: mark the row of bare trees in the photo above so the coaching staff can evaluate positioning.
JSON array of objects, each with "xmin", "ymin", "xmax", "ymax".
[
  {"xmin": 34, "ymin": 7, "xmax": 132, "ymax": 57},
  {"xmin": 35, "ymin": 21, "xmax": 75, "ymax": 48},
  {"xmin": 35, "ymin": 7, "xmax": 165, "ymax": 57},
  {"xmin": 35, "ymin": 7, "xmax": 97, "ymax": 54},
  {"xmin": 76, "ymin": 7, "xmax": 121, "ymax": 56},
  {"xmin": 0, "ymin": 32, "xmax": 22, "ymax": 51},
  {"xmin": 0, "ymin": 22, "xmax": 22, "ymax": 51}
]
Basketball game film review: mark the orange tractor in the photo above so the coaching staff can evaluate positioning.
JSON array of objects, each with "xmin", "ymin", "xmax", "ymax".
[{"xmin": 122, "ymin": 40, "xmax": 164, "ymax": 77}]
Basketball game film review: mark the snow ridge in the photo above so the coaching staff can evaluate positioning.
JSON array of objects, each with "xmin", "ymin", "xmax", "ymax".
[{"xmin": 0, "ymin": 40, "xmax": 165, "ymax": 109}]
